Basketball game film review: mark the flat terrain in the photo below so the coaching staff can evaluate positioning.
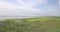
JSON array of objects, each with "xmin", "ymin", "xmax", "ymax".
[{"xmin": 0, "ymin": 17, "xmax": 60, "ymax": 32}]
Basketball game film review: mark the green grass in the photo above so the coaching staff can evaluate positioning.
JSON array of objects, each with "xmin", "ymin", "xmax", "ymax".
[
  {"xmin": 23, "ymin": 17, "xmax": 60, "ymax": 32},
  {"xmin": 0, "ymin": 17, "xmax": 60, "ymax": 32}
]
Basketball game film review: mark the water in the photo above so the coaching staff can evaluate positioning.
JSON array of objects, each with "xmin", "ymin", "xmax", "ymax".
[{"xmin": 0, "ymin": 15, "xmax": 37, "ymax": 20}]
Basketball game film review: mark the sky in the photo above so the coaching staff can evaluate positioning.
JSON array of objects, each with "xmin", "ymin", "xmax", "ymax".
[{"xmin": 0, "ymin": 0, "xmax": 60, "ymax": 17}]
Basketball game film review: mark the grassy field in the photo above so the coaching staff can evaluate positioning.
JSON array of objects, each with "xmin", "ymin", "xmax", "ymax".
[
  {"xmin": 0, "ymin": 17, "xmax": 60, "ymax": 32},
  {"xmin": 23, "ymin": 17, "xmax": 60, "ymax": 32}
]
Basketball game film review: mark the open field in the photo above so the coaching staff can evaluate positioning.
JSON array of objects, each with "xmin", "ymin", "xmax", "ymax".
[{"xmin": 0, "ymin": 17, "xmax": 60, "ymax": 32}]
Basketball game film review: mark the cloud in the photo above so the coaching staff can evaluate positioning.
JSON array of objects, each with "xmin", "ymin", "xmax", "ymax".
[
  {"xmin": 16, "ymin": 0, "xmax": 36, "ymax": 7},
  {"xmin": 0, "ymin": 1, "xmax": 15, "ymax": 15},
  {"xmin": 0, "ymin": 0, "xmax": 59, "ymax": 17},
  {"xmin": 16, "ymin": 0, "xmax": 47, "ymax": 7},
  {"xmin": 59, "ymin": 0, "xmax": 60, "ymax": 5},
  {"xmin": 0, "ymin": 1, "xmax": 44, "ymax": 16},
  {"xmin": 37, "ymin": 0, "xmax": 47, "ymax": 3},
  {"xmin": 0, "ymin": 1, "xmax": 15, "ymax": 11},
  {"xmin": 47, "ymin": 6, "xmax": 59, "ymax": 16}
]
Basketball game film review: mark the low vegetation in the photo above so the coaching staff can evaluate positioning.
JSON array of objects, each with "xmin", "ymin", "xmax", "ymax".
[{"xmin": 0, "ymin": 17, "xmax": 60, "ymax": 32}]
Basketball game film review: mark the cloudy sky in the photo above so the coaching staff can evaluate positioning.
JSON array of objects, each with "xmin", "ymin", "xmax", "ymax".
[{"xmin": 0, "ymin": 0, "xmax": 59, "ymax": 17}]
